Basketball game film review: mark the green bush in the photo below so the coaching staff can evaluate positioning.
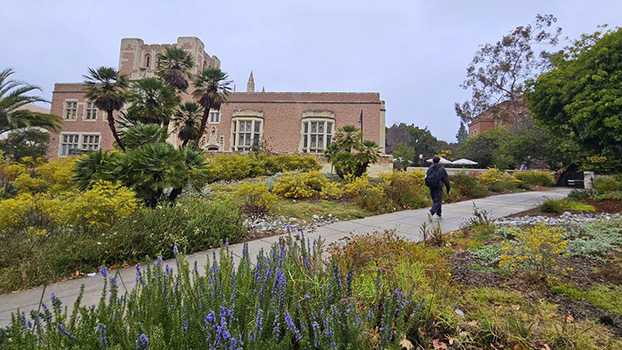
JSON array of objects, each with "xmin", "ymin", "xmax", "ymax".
[
  {"xmin": 0, "ymin": 197, "xmax": 245, "ymax": 292},
  {"xmin": 513, "ymin": 171, "xmax": 554, "ymax": 187},
  {"xmin": 356, "ymin": 185, "xmax": 392, "ymax": 213},
  {"xmin": 451, "ymin": 171, "xmax": 489, "ymax": 198},
  {"xmin": 478, "ymin": 168, "xmax": 520, "ymax": 192},
  {"xmin": 263, "ymin": 154, "xmax": 321, "ymax": 174},
  {"xmin": 379, "ymin": 170, "xmax": 430, "ymax": 210},
  {"xmin": 594, "ymin": 174, "xmax": 622, "ymax": 195},
  {"xmin": 567, "ymin": 189, "xmax": 594, "ymax": 201},
  {"xmin": 595, "ymin": 192, "xmax": 622, "ymax": 201},
  {"xmin": 539, "ymin": 198, "xmax": 595, "ymax": 214}
]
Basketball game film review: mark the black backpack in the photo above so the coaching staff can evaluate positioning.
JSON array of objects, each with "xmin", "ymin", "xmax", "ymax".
[{"xmin": 425, "ymin": 167, "xmax": 442, "ymax": 188}]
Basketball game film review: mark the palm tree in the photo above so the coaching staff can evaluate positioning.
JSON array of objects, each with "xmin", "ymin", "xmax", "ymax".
[
  {"xmin": 126, "ymin": 77, "xmax": 177, "ymax": 128},
  {"xmin": 354, "ymin": 140, "xmax": 380, "ymax": 177},
  {"xmin": 172, "ymin": 102, "xmax": 204, "ymax": 147},
  {"xmin": 156, "ymin": 47, "xmax": 195, "ymax": 93},
  {"xmin": 191, "ymin": 68, "xmax": 232, "ymax": 150},
  {"xmin": 83, "ymin": 67, "xmax": 129, "ymax": 152},
  {"xmin": 0, "ymin": 68, "xmax": 62, "ymax": 136},
  {"xmin": 333, "ymin": 125, "xmax": 361, "ymax": 153}
]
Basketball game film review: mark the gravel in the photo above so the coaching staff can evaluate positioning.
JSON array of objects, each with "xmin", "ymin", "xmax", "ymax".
[
  {"xmin": 244, "ymin": 214, "xmax": 340, "ymax": 235},
  {"xmin": 494, "ymin": 211, "xmax": 621, "ymax": 227}
]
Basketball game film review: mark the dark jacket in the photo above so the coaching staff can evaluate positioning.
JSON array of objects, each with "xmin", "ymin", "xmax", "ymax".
[{"xmin": 426, "ymin": 163, "xmax": 451, "ymax": 192}]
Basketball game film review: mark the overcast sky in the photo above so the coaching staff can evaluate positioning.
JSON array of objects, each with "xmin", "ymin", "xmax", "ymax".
[{"xmin": 2, "ymin": 0, "xmax": 620, "ymax": 142}]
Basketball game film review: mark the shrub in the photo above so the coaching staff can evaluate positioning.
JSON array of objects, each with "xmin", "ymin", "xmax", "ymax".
[
  {"xmin": 379, "ymin": 170, "xmax": 429, "ymax": 209},
  {"xmin": 272, "ymin": 171, "xmax": 327, "ymax": 199},
  {"xmin": 513, "ymin": 171, "xmax": 554, "ymax": 187},
  {"xmin": 594, "ymin": 174, "xmax": 622, "ymax": 195},
  {"xmin": 356, "ymin": 184, "xmax": 391, "ymax": 213},
  {"xmin": 205, "ymin": 154, "xmax": 264, "ymax": 182},
  {"xmin": 264, "ymin": 172, "xmax": 284, "ymax": 191},
  {"xmin": 57, "ymin": 180, "xmax": 139, "ymax": 229},
  {"xmin": 451, "ymin": 171, "xmax": 489, "ymax": 198},
  {"xmin": 36, "ymin": 157, "xmax": 79, "ymax": 194},
  {"xmin": 478, "ymin": 168, "xmax": 520, "ymax": 192},
  {"xmin": 567, "ymin": 189, "xmax": 593, "ymax": 201},
  {"xmin": 319, "ymin": 181, "xmax": 344, "ymax": 200},
  {"xmin": 263, "ymin": 154, "xmax": 321, "ymax": 174},
  {"xmin": 499, "ymin": 223, "xmax": 569, "ymax": 272},
  {"xmin": 596, "ymin": 192, "xmax": 622, "ymax": 201},
  {"xmin": 236, "ymin": 181, "xmax": 278, "ymax": 216},
  {"xmin": 343, "ymin": 175, "xmax": 370, "ymax": 197},
  {"xmin": 117, "ymin": 197, "xmax": 245, "ymax": 257},
  {"xmin": 539, "ymin": 198, "xmax": 595, "ymax": 214}
]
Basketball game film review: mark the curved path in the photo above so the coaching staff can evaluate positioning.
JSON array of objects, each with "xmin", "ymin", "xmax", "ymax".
[{"xmin": 0, "ymin": 187, "xmax": 571, "ymax": 327}]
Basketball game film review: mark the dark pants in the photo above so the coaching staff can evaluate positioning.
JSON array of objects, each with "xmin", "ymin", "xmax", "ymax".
[{"xmin": 429, "ymin": 186, "xmax": 443, "ymax": 216}]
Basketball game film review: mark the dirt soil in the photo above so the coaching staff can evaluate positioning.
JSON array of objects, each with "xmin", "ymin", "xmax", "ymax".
[{"xmin": 450, "ymin": 239, "xmax": 622, "ymax": 338}]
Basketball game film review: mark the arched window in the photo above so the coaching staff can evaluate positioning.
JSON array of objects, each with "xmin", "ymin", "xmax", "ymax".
[{"xmin": 144, "ymin": 54, "xmax": 151, "ymax": 68}]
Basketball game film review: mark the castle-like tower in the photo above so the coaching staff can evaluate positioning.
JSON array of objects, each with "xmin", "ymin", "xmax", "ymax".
[{"xmin": 118, "ymin": 37, "xmax": 220, "ymax": 81}]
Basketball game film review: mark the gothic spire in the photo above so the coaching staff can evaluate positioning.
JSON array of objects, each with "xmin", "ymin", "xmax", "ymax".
[{"xmin": 247, "ymin": 71, "xmax": 255, "ymax": 93}]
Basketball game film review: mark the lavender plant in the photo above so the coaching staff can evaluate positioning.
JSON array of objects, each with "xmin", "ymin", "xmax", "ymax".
[{"xmin": 1, "ymin": 237, "xmax": 426, "ymax": 349}]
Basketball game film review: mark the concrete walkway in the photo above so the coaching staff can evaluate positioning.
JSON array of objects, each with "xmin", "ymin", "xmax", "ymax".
[{"xmin": 0, "ymin": 188, "xmax": 571, "ymax": 327}]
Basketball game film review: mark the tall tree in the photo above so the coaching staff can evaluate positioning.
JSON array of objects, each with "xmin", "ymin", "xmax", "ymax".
[
  {"xmin": 527, "ymin": 26, "xmax": 622, "ymax": 173},
  {"xmin": 191, "ymin": 68, "xmax": 231, "ymax": 150},
  {"xmin": 0, "ymin": 68, "xmax": 62, "ymax": 136},
  {"xmin": 172, "ymin": 102, "xmax": 204, "ymax": 147},
  {"xmin": 0, "ymin": 128, "xmax": 49, "ymax": 162},
  {"xmin": 385, "ymin": 123, "xmax": 440, "ymax": 157},
  {"xmin": 156, "ymin": 47, "xmax": 195, "ymax": 93},
  {"xmin": 126, "ymin": 77, "xmax": 177, "ymax": 127},
  {"xmin": 455, "ymin": 123, "xmax": 468, "ymax": 144},
  {"xmin": 455, "ymin": 14, "xmax": 562, "ymax": 125},
  {"xmin": 325, "ymin": 125, "xmax": 380, "ymax": 178},
  {"xmin": 83, "ymin": 67, "xmax": 129, "ymax": 152}
]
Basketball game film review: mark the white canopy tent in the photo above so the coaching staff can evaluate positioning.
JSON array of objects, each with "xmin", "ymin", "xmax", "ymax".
[
  {"xmin": 425, "ymin": 157, "xmax": 453, "ymax": 164},
  {"xmin": 452, "ymin": 158, "xmax": 478, "ymax": 165}
]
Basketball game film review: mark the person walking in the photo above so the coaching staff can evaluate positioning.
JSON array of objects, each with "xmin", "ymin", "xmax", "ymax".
[{"xmin": 425, "ymin": 156, "xmax": 451, "ymax": 219}]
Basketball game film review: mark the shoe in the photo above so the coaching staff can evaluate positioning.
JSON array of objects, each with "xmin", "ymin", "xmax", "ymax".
[
  {"xmin": 436, "ymin": 214, "xmax": 442, "ymax": 219},
  {"xmin": 427, "ymin": 212, "xmax": 433, "ymax": 221}
]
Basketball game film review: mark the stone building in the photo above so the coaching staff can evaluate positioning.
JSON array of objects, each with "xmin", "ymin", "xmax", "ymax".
[{"xmin": 47, "ymin": 37, "xmax": 386, "ymax": 158}]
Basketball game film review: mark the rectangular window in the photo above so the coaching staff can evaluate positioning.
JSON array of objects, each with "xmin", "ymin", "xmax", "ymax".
[
  {"xmin": 209, "ymin": 111, "xmax": 220, "ymax": 123},
  {"xmin": 231, "ymin": 118, "xmax": 263, "ymax": 152},
  {"xmin": 84, "ymin": 101, "xmax": 97, "ymax": 120},
  {"xmin": 64, "ymin": 101, "xmax": 77, "ymax": 120},
  {"xmin": 81, "ymin": 134, "xmax": 100, "ymax": 150},
  {"xmin": 60, "ymin": 134, "xmax": 79, "ymax": 155},
  {"xmin": 301, "ymin": 119, "xmax": 334, "ymax": 153}
]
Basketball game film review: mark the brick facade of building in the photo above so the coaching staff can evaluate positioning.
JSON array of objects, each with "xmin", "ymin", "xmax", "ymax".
[{"xmin": 47, "ymin": 37, "xmax": 386, "ymax": 158}]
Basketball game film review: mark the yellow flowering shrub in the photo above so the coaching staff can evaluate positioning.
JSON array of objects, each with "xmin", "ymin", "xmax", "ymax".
[
  {"xmin": 12, "ymin": 173, "xmax": 48, "ymax": 193},
  {"xmin": 499, "ymin": 223, "xmax": 569, "ymax": 272},
  {"xmin": 379, "ymin": 170, "xmax": 429, "ymax": 209},
  {"xmin": 0, "ymin": 193, "xmax": 59, "ymax": 235},
  {"xmin": 36, "ymin": 156, "xmax": 80, "ymax": 194},
  {"xmin": 236, "ymin": 181, "xmax": 278, "ymax": 214},
  {"xmin": 320, "ymin": 181, "xmax": 344, "ymax": 200},
  {"xmin": 58, "ymin": 180, "xmax": 139, "ymax": 229},
  {"xmin": 343, "ymin": 175, "xmax": 370, "ymax": 197},
  {"xmin": 272, "ymin": 171, "xmax": 327, "ymax": 199},
  {"xmin": 478, "ymin": 168, "xmax": 519, "ymax": 185}
]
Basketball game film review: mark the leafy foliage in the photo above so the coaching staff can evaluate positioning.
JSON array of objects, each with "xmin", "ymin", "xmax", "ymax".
[
  {"xmin": 539, "ymin": 198, "xmax": 595, "ymax": 214},
  {"xmin": 451, "ymin": 171, "xmax": 489, "ymax": 198},
  {"xmin": 0, "ymin": 129, "xmax": 49, "ymax": 162},
  {"xmin": 0, "ymin": 68, "xmax": 62, "ymax": 136},
  {"xmin": 324, "ymin": 125, "xmax": 380, "ymax": 178},
  {"xmin": 527, "ymin": 26, "xmax": 622, "ymax": 172},
  {"xmin": 594, "ymin": 174, "xmax": 622, "ymax": 195},
  {"xmin": 513, "ymin": 171, "xmax": 554, "ymax": 187},
  {"xmin": 455, "ymin": 14, "xmax": 561, "ymax": 124},
  {"xmin": 236, "ymin": 181, "xmax": 278, "ymax": 216}
]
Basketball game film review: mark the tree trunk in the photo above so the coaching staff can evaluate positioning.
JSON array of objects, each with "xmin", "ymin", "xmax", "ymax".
[
  {"xmin": 192, "ymin": 104, "xmax": 211, "ymax": 151},
  {"xmin": 107, "ymin": 111, "xmax": 125, "ymax": 152}
]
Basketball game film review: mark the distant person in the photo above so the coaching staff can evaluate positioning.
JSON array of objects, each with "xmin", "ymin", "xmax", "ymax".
[{"xmin": 425, "ymin": 157, "xmax": 451, "ymax": 219}]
